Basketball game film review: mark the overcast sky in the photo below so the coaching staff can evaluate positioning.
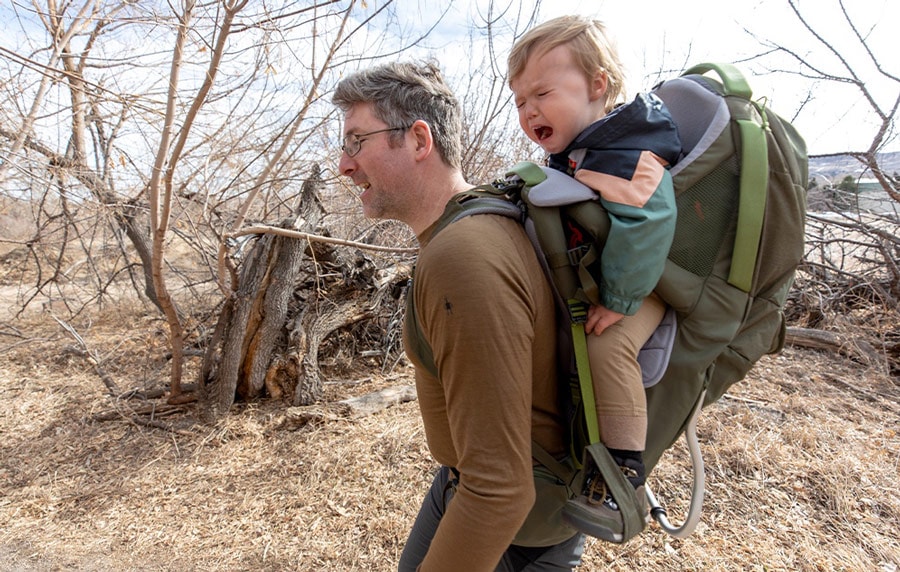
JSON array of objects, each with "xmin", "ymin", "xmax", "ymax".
[{"xmin": 426, "ymin": 0, "xmax": 899, "ymax": 156}]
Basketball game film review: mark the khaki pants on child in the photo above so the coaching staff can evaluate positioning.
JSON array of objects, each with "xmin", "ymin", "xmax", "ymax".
[{"xmin": 586, "ymin": 291, "xmax": 666, "ymax": 452}]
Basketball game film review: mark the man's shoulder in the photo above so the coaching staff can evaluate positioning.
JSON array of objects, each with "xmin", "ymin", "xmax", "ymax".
[
  {"xmin": 429, "ymin": 212, "xmax": 525, "ymax": 249},
  {"xmin": 418, "ymin": 213, "xmax": 536, "ymax": 279}
]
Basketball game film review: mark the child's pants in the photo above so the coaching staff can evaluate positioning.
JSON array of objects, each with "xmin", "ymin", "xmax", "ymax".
[{"xmin": 586, "ymin": 292, "xmax": 666, "ymax": 452}]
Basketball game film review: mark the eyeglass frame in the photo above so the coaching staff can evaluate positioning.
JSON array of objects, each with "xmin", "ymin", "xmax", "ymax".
[{"xmin": 341, "ymin": 126, "xmax": 411, "ymax": 157}]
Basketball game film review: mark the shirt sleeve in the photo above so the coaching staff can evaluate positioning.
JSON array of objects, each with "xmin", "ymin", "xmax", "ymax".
[{"xmin": 412, "ymin": 215, "xmax": 540, "ymax": 571}]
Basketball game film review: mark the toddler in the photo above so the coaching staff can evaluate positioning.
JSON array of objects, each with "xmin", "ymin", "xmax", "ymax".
[{"xmin": 509, "ymin": 14, "xmax": 681, "ymax": 542}]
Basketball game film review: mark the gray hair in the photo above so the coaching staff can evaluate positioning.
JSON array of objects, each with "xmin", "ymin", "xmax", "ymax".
[{"xmin": 333, "ymin": 60, "xmax": 463, "ymax": 169}]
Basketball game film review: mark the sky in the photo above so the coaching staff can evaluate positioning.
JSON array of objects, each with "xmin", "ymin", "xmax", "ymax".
[
  {"xmin": 420, "ymin": 0, "xmax": 899, "ymax": 156},
  {"xmin": 1, "ymin": 0, "xmax": 895, "ymax": 159}
]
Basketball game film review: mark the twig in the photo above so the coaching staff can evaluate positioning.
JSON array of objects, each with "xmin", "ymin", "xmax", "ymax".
[
  {"xmin": 324, "ymin": 377, "xmax": 372, "ymax": 386},
  {"xmin": 720, "ymin": 394, "xmax": 785, "ymax": 419},
  {"xmin": 821, "ymin": 373, "xmax": 898, "ymax": 405},
  {"xmin": 118, "ymin": 383, "xmax": 199, "ymax": 400},
  {"xmin": 228, "ymin": 224, "xmax": 418, "ymax": 254},
  {"xmin": 51, "ymin": 315, "xmax": 121, "ymax": 395},
  {"xmin": 130, "ymin": 417, "xmax": 195, "ymax": 436},
  {"xmin": 92, "ymin": 403, "xmax": 187, "ymax": 421}
]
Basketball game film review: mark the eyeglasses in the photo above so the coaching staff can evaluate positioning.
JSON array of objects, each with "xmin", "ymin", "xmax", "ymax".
[{"xmin": 341, "ymin": 126, "xmax": 409, "ymax": 157}]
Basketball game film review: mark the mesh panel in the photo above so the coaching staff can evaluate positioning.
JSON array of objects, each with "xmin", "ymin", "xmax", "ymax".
[
  {"xmin": 755, "ymin": 175, "xmax": 807, "ymax": 294},
  {"xmin": 668, "ymin": 157, "xmax": 740, "ymax": 277}
]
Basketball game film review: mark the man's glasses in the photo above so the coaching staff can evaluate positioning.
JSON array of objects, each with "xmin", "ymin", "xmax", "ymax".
[{"xmin": 341, "ymin": 126, "xmax": 409, "ymax": 157}]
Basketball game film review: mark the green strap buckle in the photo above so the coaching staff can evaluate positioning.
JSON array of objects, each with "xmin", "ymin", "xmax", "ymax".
[{"xmin": 567, "ymin": 299, "xmax": 588, "ymax": 324}]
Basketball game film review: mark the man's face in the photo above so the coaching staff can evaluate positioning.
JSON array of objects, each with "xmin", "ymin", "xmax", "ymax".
[{"xmin": 338, "ymin": 103, "xmax": 414, "ymax": 222}]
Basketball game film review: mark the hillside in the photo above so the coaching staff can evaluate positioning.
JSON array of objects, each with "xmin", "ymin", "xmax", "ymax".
[{"xmin": 808, "ymin": 151, "xmax": 900, "ymax": 179}]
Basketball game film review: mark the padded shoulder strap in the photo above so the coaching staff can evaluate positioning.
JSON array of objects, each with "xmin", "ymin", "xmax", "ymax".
[
  {"xmin": 432, "ymin": 188, "xmax": 524, "ymax": 236},
  {"xmin": 404, "ymin": 188, "xmax": 525, "ymax": 378},
  {"xmin": 679, "ymin": 63, "xmax": 770, "ymax": 293}
]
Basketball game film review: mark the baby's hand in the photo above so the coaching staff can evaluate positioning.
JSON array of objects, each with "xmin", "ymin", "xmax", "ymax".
[{"xmin": 585, "ymin": 304, "xmax": 624, "ymax": 335}]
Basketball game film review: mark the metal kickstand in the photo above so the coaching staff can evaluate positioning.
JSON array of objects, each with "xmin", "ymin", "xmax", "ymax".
[{"xmin": 645, "ymin": 389, "xmax": 707, "ymax": 538}]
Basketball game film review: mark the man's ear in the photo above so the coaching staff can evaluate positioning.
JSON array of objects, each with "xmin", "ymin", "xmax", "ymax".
[{"xmin": 410, "ymin": 119, "xmax": 433, "ymax": 161}]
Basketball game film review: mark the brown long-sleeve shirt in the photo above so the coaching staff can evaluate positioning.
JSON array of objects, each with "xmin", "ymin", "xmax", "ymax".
[{"xmin": 404, "ymin": 211, "xmax": 565, "ymax": 571}]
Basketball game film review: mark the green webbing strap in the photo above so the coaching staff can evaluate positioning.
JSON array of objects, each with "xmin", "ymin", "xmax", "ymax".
[
  {"xmin": 585, "ymin": 443, "xmax": 646, "ymax": 541},
  {"xmin": 568, "ymin": 300, "xmax": 600, "ymax": 447},
  {"xmin": 729, "ymin": 116, "xmax": 769, "ymax": 292},
  {"xmin": 531, "ymin": 441, "xmax": 577, "ymax": 485},
  {"xmin": 683, "ymin": 62, "xmax": 752, "ymax": 99}
]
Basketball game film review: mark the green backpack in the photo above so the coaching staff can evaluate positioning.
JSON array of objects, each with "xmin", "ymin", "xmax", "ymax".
[{"xmin": 406, "ymin": 63, "xmax": 808, "ymax": 544}]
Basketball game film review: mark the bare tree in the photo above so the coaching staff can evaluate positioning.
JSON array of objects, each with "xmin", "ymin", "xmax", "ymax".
[
  {"xmin": 751, "ymin": 0, "xmax": 899, "ymax": 201},
  {"xmin": 0, "ymin": 0, "xmax": 448, "ymax": 410}
]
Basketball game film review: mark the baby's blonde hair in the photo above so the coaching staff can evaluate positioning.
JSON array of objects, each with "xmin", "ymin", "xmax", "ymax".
[{"xmin": 508, "ymin": 15, "xmax": 626, "ymax": 112}]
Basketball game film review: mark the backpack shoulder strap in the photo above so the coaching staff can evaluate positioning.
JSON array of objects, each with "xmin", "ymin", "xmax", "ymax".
[
  {"xmin": 669, "ymin": 63, "xmax": 770, "ymax": 293},
  {"xmin": 431, "ymin": 187, "xmax": 525, "ymax": 236}
]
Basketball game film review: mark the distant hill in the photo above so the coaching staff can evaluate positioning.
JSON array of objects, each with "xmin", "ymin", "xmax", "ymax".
[
  {"xmin": 808, "ymin": 151, "xmax": 900, "ymax": 181},
  {"xmin": 806, "ymin": 152, "xmax": 898, "ymax": 213}
]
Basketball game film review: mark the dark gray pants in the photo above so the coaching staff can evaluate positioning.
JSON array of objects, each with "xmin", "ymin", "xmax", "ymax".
[{"xmin": 398, "ymin": 466, "xmax": 585, "ymax": 571}]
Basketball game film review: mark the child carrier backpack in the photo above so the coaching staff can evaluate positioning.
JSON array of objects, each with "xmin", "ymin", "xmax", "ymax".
[{"xmin": 405, "ymin": 63, "xmax": 808, "ymax": 544}]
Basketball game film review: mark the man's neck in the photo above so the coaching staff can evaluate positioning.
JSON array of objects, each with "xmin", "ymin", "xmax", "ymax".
[{"xmin": 410, "ymin": 169, "xmax": 471, "ymax": 238}]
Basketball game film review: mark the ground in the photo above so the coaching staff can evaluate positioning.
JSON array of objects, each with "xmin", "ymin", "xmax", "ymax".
[{"xmin": 0, "ymin": 302, "xmax": 898, "ymax": 572}]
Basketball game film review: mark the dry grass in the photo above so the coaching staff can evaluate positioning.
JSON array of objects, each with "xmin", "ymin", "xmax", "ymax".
[{"xmin": 1, "ymin": 302, "xmax": 898, "ymax": 572}]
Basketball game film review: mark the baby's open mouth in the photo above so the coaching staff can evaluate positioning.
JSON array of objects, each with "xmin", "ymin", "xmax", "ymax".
[{"xmin": 535, "ymin": 125, "xmax": 553, "ymax": 141}]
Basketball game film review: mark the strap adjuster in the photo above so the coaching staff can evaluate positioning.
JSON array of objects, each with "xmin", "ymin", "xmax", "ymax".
[{"xmin": 567, "ymin": 299, "xmax": 588, "ymax": 324}]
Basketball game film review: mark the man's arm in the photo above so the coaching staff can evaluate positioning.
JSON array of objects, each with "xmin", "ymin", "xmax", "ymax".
[{"xmin": 413, "ymin": 216, "xmax": 539, "ymax": 570}]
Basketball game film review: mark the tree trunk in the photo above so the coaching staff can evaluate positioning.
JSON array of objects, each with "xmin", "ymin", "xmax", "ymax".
[
  {"xmin": 204, "ymin": 223, "xmax": 309, "ymax": 417},
  {"xmin": 201, "ymin": 165, "xmax": 344, "ymax": 418},
  {"xmin": 289, "ymin": 298, "xmax": 373, "ymax": 406}
]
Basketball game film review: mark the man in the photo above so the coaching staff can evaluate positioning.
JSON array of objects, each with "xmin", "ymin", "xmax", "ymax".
[{"xmin": 333, "ymin": 61, "xmax": 584, "ymax": 571}]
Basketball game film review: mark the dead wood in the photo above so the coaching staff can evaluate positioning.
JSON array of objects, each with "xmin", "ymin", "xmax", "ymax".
[
  {"xmin": 127, "ymin": 417, "xmax": 196, "ymax": 436},
  {"xmin": 337, "ymin": 384, "xmax": 417, "ymax": 417},
  {"xmin": 277, "ymin": 384, "xmax": 417, "ymax": 430},
  {"xmin": 200, "ymin": 165, "xmax": 385, "ymax": 418},
  {"xmin": 92, "ymin": 403, "xmax": 189, "ymax": 422},
  {"xmin": 201, "ymin": 231, "xmax": 278, "ymax": 418},
  {"xmin": 200, "ymin": 188, "xmax": 314, "ymax": 418},
  {"xmin": 53, "ymin": 316, "xmax": 121, "ymax": 396},
  {"xmin": 785, "ymin": 326, "xmax": 882, "ymax": 366},
  {"xmin": 290, "ymin": 299, "xmax": 373, "ymax": 406},
  {"xmin": 119, "ymin": 383, "xmax": 199, "ymax": 401}
]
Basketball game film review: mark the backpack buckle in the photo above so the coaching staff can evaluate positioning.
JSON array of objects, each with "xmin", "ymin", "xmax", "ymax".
[
  {"xmin": 567, "ymin": 299, "xmax": 589, "ymax": 324},
  {"xmin": 492, "ymin": 174, "xmax": 525, "ymax": 195},
  {"xmin": 567, "ymin": 244, "xmax": 590, "ymax": 267}
]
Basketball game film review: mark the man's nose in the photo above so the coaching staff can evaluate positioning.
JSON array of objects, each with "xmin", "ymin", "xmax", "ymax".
[{"xmin": 339, "ymin": 152, "xmax": 356, "ymax": 177}]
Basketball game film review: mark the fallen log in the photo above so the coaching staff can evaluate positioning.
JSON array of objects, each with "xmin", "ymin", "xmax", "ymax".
[
  {"xmin": 785, "ymin": 326, "xmax": 882, "ymax": 366},
  {"xmin": 277, "ymin": 385, "xmax": 417, "ymax": 430}
]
